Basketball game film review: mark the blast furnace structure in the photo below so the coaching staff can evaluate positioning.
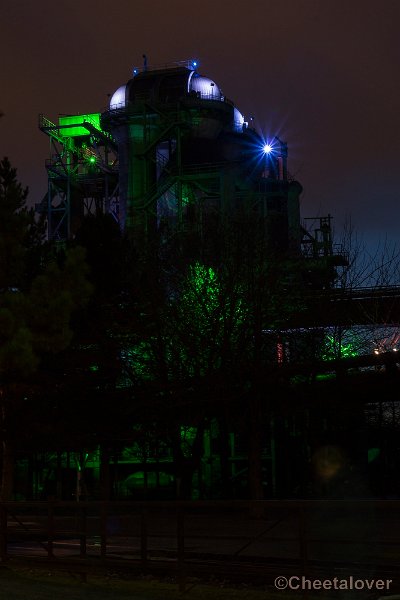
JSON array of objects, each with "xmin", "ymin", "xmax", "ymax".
[
  {"xmin": 27, "ymin": 60, "xmax": 373, "ymax": 503},
  {"xmin": 39, "ymin": 59, "xmax": 335, "ymax": 266}
]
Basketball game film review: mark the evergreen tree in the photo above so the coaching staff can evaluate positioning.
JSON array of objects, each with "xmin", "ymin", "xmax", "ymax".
[{"xmin": 0, "ymin": 158, "xmax": 92, "ymax": 499}]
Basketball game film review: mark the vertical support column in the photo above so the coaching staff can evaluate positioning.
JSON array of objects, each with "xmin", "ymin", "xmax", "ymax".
[
  {"xmin": 66, "ymin": 150, "xmax": 72, "ymax": 239},
  {"xmin": 47, "ymin": 178, "xmax": 52, "ymax": 241},
  {"xmin": 176, "ymin": 124, "xmax": 183, "ymax": 232}
]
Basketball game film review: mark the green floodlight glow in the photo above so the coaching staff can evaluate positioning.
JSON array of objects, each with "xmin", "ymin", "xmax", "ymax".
[{"xmin": 58, "ymin": 113, "xmax": 103, "ymax": 137}]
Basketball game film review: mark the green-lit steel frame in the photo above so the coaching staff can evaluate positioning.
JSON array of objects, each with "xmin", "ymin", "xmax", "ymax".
[
  {"xmin": 101, "ymin": 99, "xmax": 253, "ymax": 245},
  {"xmin": 38, "ymin": 114, "xmax": 119, "ymax": 240}
]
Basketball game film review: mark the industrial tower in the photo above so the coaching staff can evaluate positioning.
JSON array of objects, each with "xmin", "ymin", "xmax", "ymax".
[{"xmin": 38, "ymin": 59, "xmax": 343, "ymax": 275}]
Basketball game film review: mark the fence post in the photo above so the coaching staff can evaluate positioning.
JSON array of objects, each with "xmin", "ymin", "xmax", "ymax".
[
  {"xmin": 298, "ymin": 504, "xmax": 308, "ymax": 600},
  {"xmin": 177, "ymin": 505, "xmax": 185, "ymax": 593},
  {"xmin": 141, "ymin": 506, "xmax": 148, "ymax": 568},
  {"xmin": 0, "ymin": 504, "xmax": 7, "ymax": 561},
  {"xmin": 299, "ymin": 505, "xmax": 308, "ymax": 566},
  {"xmin": 100, "ymin": 501, "xmax": 107, "ymax": 560},
  {"xmin": 47, "ymin": 501, "xmax": 54, "ymax": 558},
  {"xmin": 79, "ymin": 504, "xmax": 87, "ymax": 557}
]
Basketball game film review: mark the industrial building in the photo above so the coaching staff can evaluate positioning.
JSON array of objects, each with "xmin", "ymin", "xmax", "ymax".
[
  {"xmin": 30, "ymin": 59, "xmax": 366, "ymax": 502},
  {"xmin": 38, "ymin": 59, "xmax": 339, "ymax": 272}
]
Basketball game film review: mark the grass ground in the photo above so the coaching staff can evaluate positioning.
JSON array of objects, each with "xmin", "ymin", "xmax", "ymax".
[{"xmin": 0, "ymin": 567, "xmax": 303, "ymax": 600}]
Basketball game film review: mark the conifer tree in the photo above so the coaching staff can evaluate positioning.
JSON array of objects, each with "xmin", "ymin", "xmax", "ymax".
[{"xmin": 0, "ymin": 158, "xmax": 92, "ymax": 499}]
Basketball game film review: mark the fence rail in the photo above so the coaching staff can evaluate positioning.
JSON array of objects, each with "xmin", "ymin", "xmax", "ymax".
[{"xmin": 0, "ymin": 500, "xmax": 399, "ymax": 592}]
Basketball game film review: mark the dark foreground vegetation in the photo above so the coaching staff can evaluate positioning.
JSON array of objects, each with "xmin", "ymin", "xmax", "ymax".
[
  {"xmin": 0, "ymin": 567, "xmax": 298, "ymax": 600},
  {"xmin": 1, "ymin": 157, "xmax": 400, "ymax": 505}
]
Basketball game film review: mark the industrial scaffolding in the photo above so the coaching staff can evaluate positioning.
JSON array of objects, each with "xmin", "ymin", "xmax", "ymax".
[{"xmin": 38, "ymin": 113, "xmax": 119, "ymax": 240}]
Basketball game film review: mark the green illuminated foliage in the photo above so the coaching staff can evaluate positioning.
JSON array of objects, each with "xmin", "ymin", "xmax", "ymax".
[
  {"xmin": 315, "ymin": 373, "xmax": 336, "ymax": 381},
  {"xmin": 119, "ymin": 341, "xmax": 154, "ymax": 386},
  {"xmin": 182, "ymin": 262, "xmax": 220, "ymax": 314},
  {"xmin": 118, "ymin": 259, "xmax": 249, "ymax": 390},
  {"xmin": 322, "ymin": 333, "xmax": 360, "ymax": 361},
  {"xmin": 180, "ymin": 426, "xmax": 197, "ymax": 458},
  {"xmin": 166, "ymin": 262, "xmax": 247, "ymax": 379}
]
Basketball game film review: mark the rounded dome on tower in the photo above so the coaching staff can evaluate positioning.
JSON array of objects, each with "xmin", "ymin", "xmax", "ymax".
[
  {"xmin": 105, "ymin": 64, "xmax": 246, "ymax": 136},
  {"xmin": 109, "ymin": 85, "xmax": 127, "ymax": 110},
  {"xmin": 233, "ymin": 107, "xmax": 245, "ymax": 132},
  {"xmin": 188, "ymin": 74, "xmax": 222, "ymax": 100}
]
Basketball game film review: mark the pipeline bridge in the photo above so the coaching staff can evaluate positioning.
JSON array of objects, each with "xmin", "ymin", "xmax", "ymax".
[{"xmin": 289, "ymin": 285, "xmax": 400, "ymax": 327}]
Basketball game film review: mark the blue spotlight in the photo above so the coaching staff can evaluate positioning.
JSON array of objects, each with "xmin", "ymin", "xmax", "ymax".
[{"xmin": 263, "ymin": 143, "xmax": 273, "ymax": 154}]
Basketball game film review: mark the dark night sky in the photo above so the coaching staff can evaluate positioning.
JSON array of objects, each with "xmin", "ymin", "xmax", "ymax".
[{"xmin": 1, "ymin": 0, "xmax": 399, "ymax": 251}]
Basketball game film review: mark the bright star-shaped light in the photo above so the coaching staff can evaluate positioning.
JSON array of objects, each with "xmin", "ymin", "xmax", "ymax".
[{"xmin": 263, "ymin": 143, "xmax": 273, "ymax": 154}]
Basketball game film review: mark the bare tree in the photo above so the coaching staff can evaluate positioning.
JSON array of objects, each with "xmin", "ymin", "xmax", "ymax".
[{"xmin": 321, "ymin": 219, "xmax": 400, "ymax": 361}]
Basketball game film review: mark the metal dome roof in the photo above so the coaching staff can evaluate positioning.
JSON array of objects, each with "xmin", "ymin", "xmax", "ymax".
[
  {"xmin": 188, "ymin": 73, "xmax": 222, "ymax": 100},
  {"xmin": 106, "ymin": 65, "xmax": 247, "ymax": 133},
  {"xmin": 109, "ymin": 67, "xmax": 226, "ymax": 109},
  {"xmin": 109, "ymin": 85, "xmax": 127, "ymax": 110}
]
